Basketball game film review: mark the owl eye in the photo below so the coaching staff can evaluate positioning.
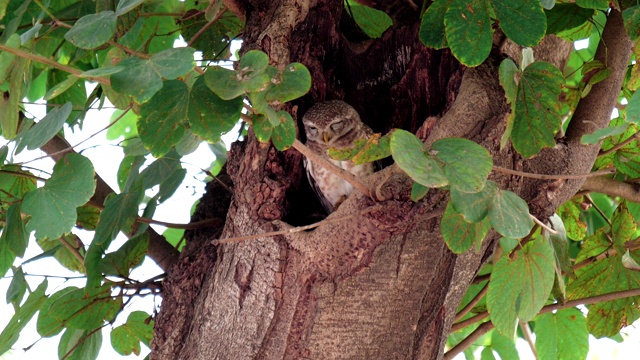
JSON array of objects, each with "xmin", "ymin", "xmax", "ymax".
[
  {"xmin": 307, "ymin": 126, "xmax": 318, "ymax": 135},
  {"xmin": 330, "ymin": 121, "xmax": 344, "ymax": 131}
]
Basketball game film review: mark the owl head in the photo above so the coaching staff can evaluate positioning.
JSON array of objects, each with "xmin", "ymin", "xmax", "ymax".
[{"xmin": 302, "ymin": 100, "xmax": 362, "ymax": 149}]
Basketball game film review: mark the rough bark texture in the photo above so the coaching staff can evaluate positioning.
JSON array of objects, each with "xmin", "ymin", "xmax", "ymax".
[{"xmin": 151, "ymin": 2, "xmax": 629, "ymax": 359}]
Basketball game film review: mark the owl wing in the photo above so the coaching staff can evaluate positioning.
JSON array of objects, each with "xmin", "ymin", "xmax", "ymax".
[{"xmin": 304, "ymin": 157, "xmax": 335, "ymax": 214}]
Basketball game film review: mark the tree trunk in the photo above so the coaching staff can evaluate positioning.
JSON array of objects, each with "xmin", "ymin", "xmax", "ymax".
[{"xmin": 149, "ymin": 1, "xmax": 624, "ymax": 359}]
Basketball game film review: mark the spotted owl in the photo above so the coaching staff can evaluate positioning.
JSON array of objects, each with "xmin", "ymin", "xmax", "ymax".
[{"xmin": 303, "ymin": 100, "xmax": 374, "ymax": 213}]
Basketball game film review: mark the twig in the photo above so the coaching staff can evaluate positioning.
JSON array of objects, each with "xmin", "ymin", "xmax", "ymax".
[
  {"xmin": 585, "ymin": 193, "xmax": 612, "ymax": 226},
  {"xmin": 520, "ymin": 321, "xmax": 538, "ymax": 359},
  {"xmin": 450, "ymin": 312, "xmax": 490, "ymax": 333},
  {"xmin": 492, "ymin": 165, "xmax": 616, "ymax": 180},
  {"xmin": 599, "ymin": 132, "xmax": 640, "ymax": 157},
  {"xmin": 454, "ymin": 282, "xmax": 488, "ymax": 322},
  {"xmin": 0, "ymin": 44, "xmax": 111, "ymax": 85},
  {"xmin": 214, "ymin": 205, "xmax": 383, "ymax": 245},
  {"xmin": 58, "ymin": 237, "xmax": 86, "ymax": 273},
  {"xmin": 530, "ymin": 214, "xmax": 557, "ymax": 235},
  {"xmin": 292, "ymin": 139, "xmax": 372, "ymax": 198},
  {"xmin": 444, "ymin": 322, "xmax": 494, "ymax": 360}
]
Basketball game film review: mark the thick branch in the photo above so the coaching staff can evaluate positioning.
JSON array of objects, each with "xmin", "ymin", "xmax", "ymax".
[
  {"xmin": 582, "ymin": 176, "xmax": 640, "ymax": 203},
  {"xmin": 41, "ymin": 136, "xmax": 179, "ymax": 271}
]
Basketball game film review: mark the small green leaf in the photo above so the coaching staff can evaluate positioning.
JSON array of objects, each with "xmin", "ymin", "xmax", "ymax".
[
  {"xmin": 441, "ymin": 201, "xmax": 491, "ymax": 254},
  {"xmin": 0, "ymin": 56, "xmax": 24, "ymax": 139},
  {"xmin": 149, "ymin": 47, "xmax": 195, "ymax": 80},
  {"xmin": 203, "ymin": 66, "xmax": 244, "ymax": 100},
  {"xmin": 535, "ymin": 309, "xmax": 589, "ymax": 360},
  {"xmin": 487, "ymin": 236, "xmax": 555, "ymax": 337},
  {"xmin": 0, "ymin": 279, "xmax": 47, "ymax": 354},
  {"xmin": 626, "ymin": 90, "xmax": 640, "ymax": 124},
  {"xmin": 58, "ymin": 328, "xmax": 102, "ymax": 360},
  {"xmin": 115, "ymin": 0, "xmax": 145, "ymax": 16},
  {"xmin": 581, "ymin": 123, "xmax": 629, "ymax": 145},
  {"xmin": 328, "ymin": 134, "xmax": 391, "ymax": 165},
  {"xmin": 419, "ymin": 0, "xmax": 451, "ymax": 49},
  {"xmin": 188, "ymin": 76, "xmax": 243, "ymax": 144},
  {"xmin": 6, "ymin": 266, "xmax": 26, "ymax": 306},
  {"xmin": 499, "ymin": 58, "xmax": 519, "ymax": 105},
  {"xmin": 266, "ymin": 63, "xmax": 312, "ymax": 103},
  {"xmin": 346, "ymin": 0, "xmax": 393, "ymax": 38},
  {"xmin": 272, "ymin": 111, "xmax": 296, "ymax": 150},
  {"xmin": 22, "ymin": 154, "xmax": 96, "ymax": 240},
  {"xmin": 110, "ymin": 311, "xmax": 154, "ymax": 356},
  {"xmin": 390, "ymin": 129, "xmax": 448, "ymax": 188},
  {"xmin": 512, "ymin": 61, "xmax": 564, "ymax": 158},
  {"xmin": 612, "ymin": 204, "xmax": 636, "ymax": 251},
  {"xmin": 37, "ymin": 234, "xmax": 85, "ymax": 273},
  {"xmin": 411, "ymin": 182, "xmax": 429, "ymax": 201},
  {"xmin": 432, "ymin": 138, "xmax": 492, "ymax": 193},
  {"xmin": 451, "ymin": 180, "xmax": 498, "ymax": 223},
  {"xmin": 2, "ymin": 203, "xmax": 27, "ymax": 257},
  {"xmin": 21, "ymin": 102, "xmax": 72, "ymax": 151},
  {"xmin": 545, "ymin": 3, "xmax": 594, "ymax": 35},
  {"xmin": 489, "ymin": 189, "xmax": 534, "ymax": 238},
  {"xmin": 239, "ymin": 50, "xmax": 269, "ymax": 74},
  {"xmin": 64, "ymin": 11, "xmax": 117, "ymax": 49},
  {"xmin": 252, "ymin": 114, "xmax": 273, "ymax": 142},
  {"xmin": 444, "ymin": 0, "xmax": 492, "ymax": 67},
  {"xmin": 138, "ymin": 80, "xmax": 188, "ymax": 157},
  {"xmin": 43, "ymin": 77, "xmax": 79, "ymax": 101},
  {"xmin": 99, "ymin": 233, "xmax": 149, "ymax": 277},
  {"xmin": 576, "ymin": 0, "xmax": 609, "ymax": 10}
]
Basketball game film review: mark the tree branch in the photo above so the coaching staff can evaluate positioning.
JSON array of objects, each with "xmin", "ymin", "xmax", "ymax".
[
  {"xmin": 582, "ymin": 176, "xmax": 640, "ymax": 203},
  {"xmin": 493, "ymin": 165, "xmax": 615, "ymax": 180},
  {"xmin": 444, "ymin": 321, "xmax": 493, "ymax": 360}
]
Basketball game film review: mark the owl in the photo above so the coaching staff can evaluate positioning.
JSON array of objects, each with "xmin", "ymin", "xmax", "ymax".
[{"xmin": 302, "ymin": 100, "xmax": 374, "ymax": 213}]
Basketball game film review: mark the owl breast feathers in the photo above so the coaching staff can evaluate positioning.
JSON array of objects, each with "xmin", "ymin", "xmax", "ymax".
[{"xmin": 302, "ymin": 100, "xmax": 374, "ymax": 213}]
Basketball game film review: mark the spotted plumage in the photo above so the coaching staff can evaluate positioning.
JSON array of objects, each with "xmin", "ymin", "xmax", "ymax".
[{"xmin": 303, "ymin": 100, "xmax": 374, "ymax": 213}]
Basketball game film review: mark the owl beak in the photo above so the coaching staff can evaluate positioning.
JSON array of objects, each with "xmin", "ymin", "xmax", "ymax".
[{"xmin": 323, "ymin": 132, "xmax": 331, "ymax": 143}]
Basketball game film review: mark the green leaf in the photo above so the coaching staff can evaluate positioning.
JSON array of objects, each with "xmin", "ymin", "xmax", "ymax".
[
  {"xmin": 346, "ymin": 0, "xmax": 393, "ymax": 38},
  {"xmin": 441, "ymin": 201, "xmax": 491, "ymax": 253},
  {"xmin": 487, "ymin": 236, "xmax": 555, "ymax": 337},
  {"xmin": 0, "ymin": 236, "xmax": 15, "ymax": 279},
  {"xmin": 328, "ymin": 134, "xmax": 391, "ymax": 165},
  {"xmin": 175, "ymin": 129, "xmax": 201, "ymax": 156},
  {"xmin": 138, "ymin": 80, "xmax": 188, "ymax": 157},
  {"xmin": 499, "ymin": 58, "xmax": 519, "ymax": 105},
  {"xmin": 37, "ymin": 234, "xmax": 85, "ymax": 273},
  {"xmin": 611, "ymin": 204, "xmax": 636, "ymax": 251},
  {"xmin": 252, "ymin": 114, "xmax": 273, "ymax": 142},
  {"xmin": 558, "ymin": 197, "xmax": 587, "ymax": 240},
  {"xmin": 149, "ymin": 47, "xmax": 195, "ymax": 80},
  {"xmin": 115, "ymin": 0, "xmax": 145, "ymax": 16},
  {"xmin": 580, "ymin": 123, "xmax": 629, "ymax": 144},
  {"xmin": 111, "ymin": 56, "xmax": 163, "ymax": 103},
  {"xmin": 511, "ymin": 61, "xmax": 564, "ymax": 158},
  {"xmin": 535, "ymin": 309, "xmax": 589, "ymax": 360},
  {"xmin": 432, "ymin": 138, "xmax": 492, "ymax": 193},
  {"xmin": 77, "ymin": 205, "xmax": 101, "ymax": 231},
  {"xmin": 419, "ymin": 0, "xmax": 451, "ymax": 49},
  {"xmin": 266, "ymin": 63, "xmax": 312, "ymax": 103},
  {"xmin": 204, "ymin": 66, "xmax": 244, "ymax": 101},
  {"xmin": 444, "ymin": 0, "xmax": 492, "ymax": 67},
  {"xmin": 410, "ymin": 182, "xmax": 429, "ymax": 201},
  {"xmin": 623, "ymin": 5, "xmax": 640, "ymax": 41},
  {"xmin": 627, "ymin": 89, "xmax": 640, "ymax": 125},
  {"xmin": 21, "ymin": 102, "xmax": 71, "ymax": 151},
  {"xmin": 272, "ymin": 111, "xmax": 296, "ymax": 151},
  {"xmin": 188, "ymin": 76, "xmax": 243, "ymax": 144},
  {"xmin": 576, "ymin": 0, "xmax": 609, "ymax": 10},
  {"xmin": 110, "ymin": 311, "xmax": 154, "ymax": 355},
  {"xmin": 64, "ymin": 11, "xmax": 117, "ymax": 49},
  {"xmin": 37, "ymin": 285, "xmax": 121, "ymax": 336},
  {"xmin": 58, "ymin": 328, "xmax": 102, "ymax": 360},
  {"xmin": 492, "ymin": 0, "xmax": 546, "ymax": 46},
  {"xmin": 6, "ymin": 266, "xmax": 26, "ymax": 306},
  {"xmin": 0, "ymin": 56, "xmax": 24, "ymax": 139},
  {"xmin": 43, "ymin": 76, "xmax": 79, "ymax": 101},
  {"xmin": 99, "ymin": 233, "xmax": 149, "ymax": 277},
  {"xmin": 390, "ymin": 129, "xmax": 448, "ymax": 188},
  {"xmin": 451, "ymin": 180, "xmax": 498, "ymax": 223},
  {"xmin": 0, "ymin": 279, "xmax": 47, "ymax": 354},
  {"xmin": 22, "ymin": 154, "xmax": 96, "ymax": 240},
  {"xmin": 545, "ymin": 3, "xmax": 594, "ymax": 35},
  {"xmin": 2, "ymin": 203, "xmax": 27, "ymax": 257},
  {"xmin": 489, "ymin": 188, "xmax": 533, "ymax": 238}
]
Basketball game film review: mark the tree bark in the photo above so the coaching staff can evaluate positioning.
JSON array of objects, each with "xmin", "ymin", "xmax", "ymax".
[{"xmin": 151, "ymin": 2, "xmax": 628, "ymax": 359}]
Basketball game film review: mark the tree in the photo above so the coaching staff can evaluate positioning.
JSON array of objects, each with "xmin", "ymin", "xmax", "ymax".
[{"xmin": 1, "ymin": 0, "xmax": 640, "ymax": 359}]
